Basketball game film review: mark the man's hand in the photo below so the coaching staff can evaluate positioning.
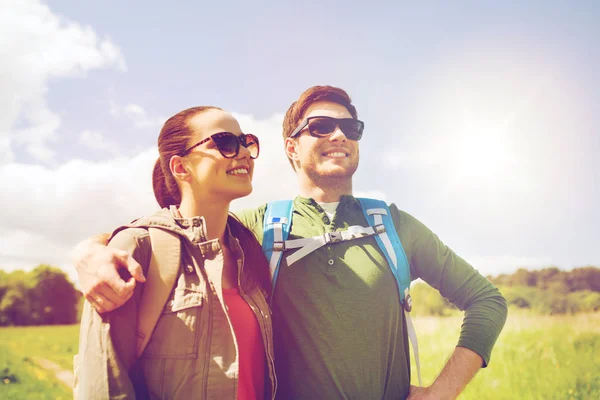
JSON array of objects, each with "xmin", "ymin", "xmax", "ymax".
[
  {"xmin": 407, "ymin": 385, "xmax": 435, "ymax": 399},
  {"xmin": 72, "ymin": 234, "xmax": 146, "ymax": 313},
  {"xmin": 408, "ymin": 346, "xmax": 483, "ymax": 400}
]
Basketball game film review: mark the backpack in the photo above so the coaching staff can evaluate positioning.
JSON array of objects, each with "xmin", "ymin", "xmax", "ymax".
[
  {"xmin": 134, "ymin": 227, "xmax": 182, "ymax": 358},
  {"xmin": 73, "ymin": 226, "xmax": 181, "ymax": 398},
  {"xmin": 261, "ymin": 198, "xmax": 421, "ymax": 385}
]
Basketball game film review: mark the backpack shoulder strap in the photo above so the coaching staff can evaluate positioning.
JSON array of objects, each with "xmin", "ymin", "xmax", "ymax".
[
  {"xmin": 262, "ymin": 200, "xmax": 294, "ymax": 300},
  {"xmin": 135, "ymin": 227, "xmax": 181, "ymax": 359},
  {"xmin": 357, "ymin": 198, "xmax": 411, "ymax": 305},
  {"xmin": 357, "ymin": 197, "xmax": 421, "ymax": 385}
]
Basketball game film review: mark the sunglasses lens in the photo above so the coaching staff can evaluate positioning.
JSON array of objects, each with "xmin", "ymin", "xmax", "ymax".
[
  {"xmin": 212, "ymin": 133, "xmax": 238, "ymax": 158},
  {"xmin": 307, "ymin": 118, "xmax": 337, "ymax": 137},
  {"xmin": 243, "ymin": 134, "xmax": 260, "ymax": 159},
  {"xmin": 339, "ymin": 119, "xmax": 363, "ymax": 141},
  {"xmin": 306, "ymin": 117, "xmax": 363, "ymax": 140}
]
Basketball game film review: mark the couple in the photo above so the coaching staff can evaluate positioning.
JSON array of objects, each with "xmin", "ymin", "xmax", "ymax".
[{"xmin": 74, "ymin": 85, "xmax": 507, "ymax": 400}]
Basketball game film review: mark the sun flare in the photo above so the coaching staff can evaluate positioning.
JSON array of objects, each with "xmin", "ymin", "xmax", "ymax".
[{"xmin": 449, "ymin": 128, "xmax": 517, "ymax": 182}]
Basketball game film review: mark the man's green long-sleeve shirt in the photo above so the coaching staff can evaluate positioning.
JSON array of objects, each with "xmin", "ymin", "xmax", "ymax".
[{"xmin": 237, "ymin": 195, "xmax": 507, "ymax": 400}]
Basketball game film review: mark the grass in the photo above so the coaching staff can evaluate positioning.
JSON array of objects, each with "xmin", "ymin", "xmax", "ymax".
[
  {"xmin": 411, "ymin": 310, "xmax": 600, "ymax": 399},
  {"xmin": 0, "ymin": 312, "xmax": 598, "ymax": 399},
  {"xmin": 0, "ymin": 324, "xmax": 79, "ymax": 400}
]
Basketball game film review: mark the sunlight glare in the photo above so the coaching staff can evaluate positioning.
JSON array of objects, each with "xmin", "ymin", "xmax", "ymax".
[{"xmin": 451, "ymin": 128, "xmax": 516, "ymax": 181}]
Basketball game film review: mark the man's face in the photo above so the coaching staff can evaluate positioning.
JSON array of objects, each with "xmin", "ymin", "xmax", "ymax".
[{"xmin": 286, "ymin": 101, "xmax": 360, "ymax": 183}]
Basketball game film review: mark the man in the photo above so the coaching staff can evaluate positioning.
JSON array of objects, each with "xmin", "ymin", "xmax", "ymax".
[{"xmin": 74, "ymin": 85, "xmax": 507, "ymax": 399}]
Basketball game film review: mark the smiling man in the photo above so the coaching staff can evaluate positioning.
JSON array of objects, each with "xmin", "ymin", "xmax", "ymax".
[{"xmin": 74, "ymin": 85, "xmax": 507, "ymax": 400}]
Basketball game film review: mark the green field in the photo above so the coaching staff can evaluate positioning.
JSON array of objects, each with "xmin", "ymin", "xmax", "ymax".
[
  {"xmin": 0, "ymin": 324, "xmax": 78, "ymax": 399},
  {"xmin": 1, "ymin": 311, "xmax": 598, "ymax": 399},
  {"xmin": 412, "ymin": 311, "xmax": 600, "ymax": 399}
]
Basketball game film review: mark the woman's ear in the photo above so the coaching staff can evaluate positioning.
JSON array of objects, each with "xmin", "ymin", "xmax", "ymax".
[{"xmin": 170, "ymin": 155, "xmax": 190, "ymax": 183}]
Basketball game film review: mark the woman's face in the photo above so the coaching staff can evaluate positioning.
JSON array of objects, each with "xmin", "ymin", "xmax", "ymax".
[{"xmin": 182, "ymin": 109, "xmax": 255, "ymax": 203}]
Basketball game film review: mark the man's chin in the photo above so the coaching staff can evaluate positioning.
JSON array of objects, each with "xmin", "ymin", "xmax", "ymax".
[{"xmin": 316, "ymin": 166, "xmax": 357, "ymax": 180}]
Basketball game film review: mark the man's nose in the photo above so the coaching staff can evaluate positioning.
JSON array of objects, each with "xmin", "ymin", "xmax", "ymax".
[{"xmin": 329, "ymin": 125, "xmax": 347, "ymax": 141}]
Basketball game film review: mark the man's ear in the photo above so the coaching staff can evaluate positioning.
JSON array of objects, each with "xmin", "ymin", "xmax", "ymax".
[
  {"xmin": 285, "ymin": 137, "xmax": 299, "ymax": 165},
  {"xmin": 170, "ymin": 155, "xmax": 190, "ymax": 183}
]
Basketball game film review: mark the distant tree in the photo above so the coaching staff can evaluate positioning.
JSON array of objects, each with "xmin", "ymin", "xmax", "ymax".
[
  {"xmin": 30, "ymin": 265, "xmax": 80, "ymax": 325},
  {"xmin": 489, "ymin": 266, "xmax": 600, "ymax": 293},
  {"xmin": 511, "ymin": 268, "xmax": 537, "ymax": 287},
  {"xmin": 0, "ymin": 283, "xmax": 33, "ymax": 325},
  {"xmin": 0, "ymin": 265, "xmax": 81, "ymax": 326},
  {"xmin": 410, "ymin": 282, "xmax": 457, "ymax": 316}
]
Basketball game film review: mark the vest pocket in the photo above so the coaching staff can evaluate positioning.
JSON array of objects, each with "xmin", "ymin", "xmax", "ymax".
[{"xmin": 143, "ymin": 288, "xmax": 204, "ymax": 358}]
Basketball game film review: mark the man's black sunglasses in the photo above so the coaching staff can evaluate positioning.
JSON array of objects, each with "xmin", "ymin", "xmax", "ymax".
[
  {"xmin": 289, "ymin": 116, "xmax": 364, "ymax": 141},
  {"xmin": 181, "ymin": 132, "xmax": 260, "ymax": 159}
]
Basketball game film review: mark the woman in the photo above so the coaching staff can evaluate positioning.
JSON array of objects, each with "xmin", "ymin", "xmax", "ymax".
[{"xmin": 74, "ymin": 106, "xmax": 276, "ymax": 399}]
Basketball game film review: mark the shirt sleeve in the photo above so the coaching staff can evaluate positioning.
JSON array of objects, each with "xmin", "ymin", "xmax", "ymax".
[
  {"xmin": 75, "ymin": 227, "xmax": 150, "ymax": 399},
  {"xmin": 390, "ymin": 204, "xmax": 508, "ymax": 366},
  {"xmin": 233, "ymin": 204, "xmax": 268, "ymax": 244}
]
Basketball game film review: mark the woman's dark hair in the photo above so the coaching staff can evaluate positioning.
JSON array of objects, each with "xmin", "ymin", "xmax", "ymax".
[
  {"xmin": 152, "ymin": 106, "xmax": 271, "ymax": 294},
  {"xmin": 227, "ymin": 214, "xmax": 272, "ymax": 296},
  {"xmin": 152, "ymin": 106, "xmax": 222, "ymax": 208}
]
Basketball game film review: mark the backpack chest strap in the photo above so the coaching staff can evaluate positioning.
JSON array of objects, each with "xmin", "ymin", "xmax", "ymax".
[{"xmin": 276, "ymin": 224, "xmax": 386, "ymax": 266}]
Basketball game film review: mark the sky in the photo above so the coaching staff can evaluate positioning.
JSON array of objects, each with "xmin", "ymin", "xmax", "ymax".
[{"xmin": 1, "ymin": 0, "xmax": 598, "ymax": 284}]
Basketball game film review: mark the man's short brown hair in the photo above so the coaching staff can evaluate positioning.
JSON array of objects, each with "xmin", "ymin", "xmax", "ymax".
[
  {"xmin": 282, "ymin": 86, "xmax": 358, "ymax": 169},
  {"xmin": 282, "ymin": 85, "xmax": 358, "ymax": 141}
]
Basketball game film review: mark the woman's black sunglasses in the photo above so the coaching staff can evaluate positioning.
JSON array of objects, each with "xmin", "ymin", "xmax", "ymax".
[
  {"xmin": 289, "ymin": 116, "xmax": 364, "ymax": 141},
  {"xmin": 181, "ymin": 132, "xmax": 260, "ymax": 159}
]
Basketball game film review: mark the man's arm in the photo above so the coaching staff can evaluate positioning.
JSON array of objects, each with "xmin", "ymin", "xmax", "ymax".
[
  {"xmin": 391, "ymin": 205, "xmax": 508, "ymax": 397},
  {"xmin": 408, "ymin": 346, "xmax": 483, "ymax": 400},
  {"xmin": 72, "ymin": 233, "xmax": 146, "ymax": 313}
]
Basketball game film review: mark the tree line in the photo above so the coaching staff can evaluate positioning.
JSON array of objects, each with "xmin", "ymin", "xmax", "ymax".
[
  {"xmin": 0, "ymin": 265, "xmax": 598, "ymax": 325},
  {"xmin": 488, "ymin": 266, "xmax": 600, "ymax": 293},
  {"xmin": 0, "ymin": 265, "xmax": 81, "ymax": 326},
  {"xmin": 411, "ymin": 266, "xmax": 600, "ymax": 316}
]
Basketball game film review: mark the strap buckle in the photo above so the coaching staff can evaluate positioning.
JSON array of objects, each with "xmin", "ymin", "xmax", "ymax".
[
  {"xmin": 273, "ymin": 241, "xmax": 285, "ymax": 252},
  {"xmin": 374, "ymin": 224, "xmax": 386, "ymax": 234},
  {"xmin": 404, "ymin": 293, "xmax": 413, "ymax": 312},
  {"xmin": 324, "ymin": 231, "xmax": 342, "ymax": 244}
]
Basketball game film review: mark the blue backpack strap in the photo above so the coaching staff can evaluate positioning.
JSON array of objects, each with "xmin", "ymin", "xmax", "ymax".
[
  {"xmin": 357, "ymin": 198, "xmax": 411, "ymax": 308},
  {"xmin": 262, "ymin": 200, "xmax": 294, "ymax": 301}
]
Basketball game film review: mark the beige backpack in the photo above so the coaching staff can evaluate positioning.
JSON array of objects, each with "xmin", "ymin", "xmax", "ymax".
[{"xmin": 73, "ymin": 226, "xmax": 182, "ymax": 397}]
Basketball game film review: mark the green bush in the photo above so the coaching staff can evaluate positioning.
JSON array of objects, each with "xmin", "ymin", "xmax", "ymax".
[{"xmin": 0, "ymin": 266, "xmax": 81, "ymax": 326}]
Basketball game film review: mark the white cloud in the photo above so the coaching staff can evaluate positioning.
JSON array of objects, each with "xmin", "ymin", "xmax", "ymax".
[
  {"xmin": 0, "ymin": 229, "xmax": 76, "ymax": 282},
  {"xmin": 110, "ymin": 103, "xmax": 166, "ymax": 130},
  {"xmin": 124, "ymin": 104, "xmax": 145, "ymax": 117},
  {"xmin": 0, "ymin": 112, "xmax": 297, "ymax": 280},
  {"xmin": 0, "ymin": 149, "xmax": 158, "ymax": 278},
  {"xmin": 0, "ymin": 109, "xmax": 553, "ymax": 282},
  {"xmin": 78, "ymin": 130, "xmax": 120, "ymax": 155},
  {"xmin": 230, "ymin": 112, "xmax": 297, "ymax": 210},
  {"xmin": 0, "ymin": 0, "xmax": 126, "ymax": 163}
]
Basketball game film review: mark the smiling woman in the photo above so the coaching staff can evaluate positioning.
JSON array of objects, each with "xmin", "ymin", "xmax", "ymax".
[{"xmin": 74, "ymin": 106, "xmax": 276, "ymax": 400}]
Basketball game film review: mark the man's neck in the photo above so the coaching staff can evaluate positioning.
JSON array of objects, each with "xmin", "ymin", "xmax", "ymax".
[{"xmin": 297, "ymin": 174, "xmax": 353, "ymax": 203}]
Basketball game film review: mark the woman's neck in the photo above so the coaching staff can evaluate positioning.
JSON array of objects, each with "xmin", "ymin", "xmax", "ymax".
[{"xmin": 178, "ymin": 197, "xmax": 229, "ymax": 242}]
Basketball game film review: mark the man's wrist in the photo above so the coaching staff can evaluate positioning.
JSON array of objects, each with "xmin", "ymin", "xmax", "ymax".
[
  {"xmin": 71, "ymin": 233, "xmax": 111, "ymax": 270},
  {"xmin": 91, "ymin": 233, "xmax": 111, "ymax": 245}
]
